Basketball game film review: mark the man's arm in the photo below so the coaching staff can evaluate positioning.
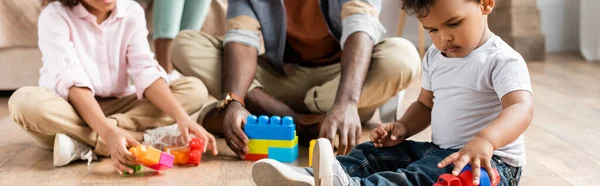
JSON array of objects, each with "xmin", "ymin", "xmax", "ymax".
[
  {"xmin": 218, "ymin": 42, "xmax": 258, "ymax": 158},
  {"xmin": 319, "ymin": 32, "xmax": 373, "ymax": 155},
  {"xmin": 223, "ymin": 43, "xmax": 257, "ymax": 101},
  {"xmin": 219, "ymin": 0, "xmax": 263, "ymax": 158},
  {"xmin": 334, "ymin": 32, "xmax": 373, "ymax": 110},
  {"xmin": 318, "ymin": 0, "xmax": 387, "ymax": 155}
]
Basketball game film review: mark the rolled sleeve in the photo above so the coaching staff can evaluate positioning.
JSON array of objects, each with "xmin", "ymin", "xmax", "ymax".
[
  {"xmin": 55, "ymin": 66, "xmax": 95, "ymax": 99},
  {"xmin": 340, "ymin": 0, "xmax": 386, "ymax": 48},
  {"xmin": 130, "ymin": 66, "xmax": 167, "ymax": 99},
  {"xmin": 223, "ymin": 0, "xmax": 262, "ymax": 52},
  {"xmin": 223, "ymin": 28, "xmax": 261, "ymax": 52},
  {"xmin": 126, "ymin": 4, "xmax": 168, "ymax": 99},
  {"xmin": 38, "ymin": 7, "xmax": 94, "ymax": 99}
]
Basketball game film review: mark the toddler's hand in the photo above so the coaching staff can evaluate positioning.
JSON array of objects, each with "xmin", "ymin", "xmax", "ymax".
[
  {"xmin": 437, "ymin": 136, "xmax": 498, "ymax": 185},
  {"xmin": 369, "ymin": 122, "xmax": 406, "ymax": 148}
]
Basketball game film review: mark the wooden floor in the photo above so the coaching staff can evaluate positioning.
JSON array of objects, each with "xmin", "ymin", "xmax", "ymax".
[{"xmin": 0, "ymin": 54, "xmax": 598, "ymax": 185}]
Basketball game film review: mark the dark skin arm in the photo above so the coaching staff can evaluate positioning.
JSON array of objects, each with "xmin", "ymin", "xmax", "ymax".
[
  {"xmin": 222, "ymin": 32, "xmax": 376, "ymax": 157},
  {"xmin": 319, "ymin": 32, "xmax": 374, "ymax": 155},
  {"xmin": 438, "ymin": 90, "xmax": 533, "ymax": 185},
  {"xmin": 372, "ymin": 90, "xmax": 533, "ymax": 185},
  {"xmin": 369, "ymin": 88, "xmax": 433, "ymax": 147},
  {"xmin": 221, "ymin": 42, "xmax": 257, "ymax": 158}
]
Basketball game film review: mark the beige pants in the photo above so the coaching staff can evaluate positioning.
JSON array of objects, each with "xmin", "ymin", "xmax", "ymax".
[
  {"xmin": 171, "ymin": 31, "xmax": 421, "ymax": 121},
  {"xmin": 8, "ymin": 77, "xmax": 207, "ymax": 156}
]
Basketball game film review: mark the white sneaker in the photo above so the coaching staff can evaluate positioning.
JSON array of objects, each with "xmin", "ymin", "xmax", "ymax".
[
  {"xmin": 53, "ymin": 133, "xmax": 96, "ymax": 167},
  {"xmin": 313, "ymin": 138, "xmax": 351, "ymax": 186},
  {"xmin": 167, "ymin": 70, "xmax": 183, "ymax": 81},
  {"xmin": 143, "ymin": 124, "xmax": 185, "ymax": 150},
  {"xmin": 252, "ymin": 159, "xmax": 315, "ymax": 186}
]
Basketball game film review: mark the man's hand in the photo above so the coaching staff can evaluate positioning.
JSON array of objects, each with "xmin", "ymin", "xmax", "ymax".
[
  {"xmin": 104, "ymin": 127, "xmax": 140, "ymax": 175},
  {"xmin": 319, "ymin": 104, "xmax": 361, "ymax": 155},
  {"xmin": 437, "ymin": 136, "xmax": 498, "ymax": 185},
  {"xmin": 369, "ymin": 122, "xmax": 407, "ymax": 148},
  {"xmin": 222, "ymin": 102, "xmax": 250, "ymax": 159}
]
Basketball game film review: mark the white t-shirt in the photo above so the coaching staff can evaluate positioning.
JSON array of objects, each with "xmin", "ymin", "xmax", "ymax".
[{"xmin": 422, "ymin": 35, "xmax": 532, "ymax": 167}]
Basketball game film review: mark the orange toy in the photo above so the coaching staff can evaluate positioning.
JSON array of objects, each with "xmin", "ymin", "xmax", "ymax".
[{"xmin": 128, "ymin": 145, "xmax": 174, "ymax": 171}]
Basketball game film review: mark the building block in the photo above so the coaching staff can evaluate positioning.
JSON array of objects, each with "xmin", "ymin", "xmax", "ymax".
[
  {"xmin": 124, "ymin": 165, "xmax": 142, "ymax": 175},
  {"xmin": 168, "ymin": 147, "xmax": 190, "ymax": 165},
  {"xmin": 269, "ymin": 135, "xmax": 298, "ymax": 148},
  {"xmin": 165, "ymin": 138, "xmax": 204, "ymax": 166},
  {"xmin": 244, "ymin": 115, "xmax": 299, "ymax": 162},
  {"xmin": 128, "ymin": 145, "xmax": 174, "ymax": 172},
  {"xmin": 268, "ymin": 145, "xmax": 298, "ymax": 163},
  {"xmin": 148, "ymin": 152, "xmax": 174, "ymax": 170},
  {"xmin": 244, "ymin": 115, "xmax": 295, "ymax": 140},
  {"xmin": 308, "ymin": 139, "xmax": 316, "ymax": 166},
  {"xmin": 129, "ymin": 145, "xmax": 162, "ymax": 166},
  {"xmin": 248, "ymin": 139, "xmax": 269, "ymax": 154},
  {"xmin": 245, "ymin": 153, "xmax": 269, "ymax": 161},
  {"xmin": 434, "ymin": 165, "xmax": 500, "ymax": 186}
]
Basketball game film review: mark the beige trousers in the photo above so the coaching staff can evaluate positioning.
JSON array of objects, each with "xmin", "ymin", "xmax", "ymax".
[
  {"xmin": 171, "ymin": 31, "xmax": 421, "ymax": 121},
  {"xmin": 8, "ymin": 77, "xmax": 207, "ymax": 156}
]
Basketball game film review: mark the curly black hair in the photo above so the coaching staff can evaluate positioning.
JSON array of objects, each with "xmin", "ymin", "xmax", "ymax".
[
  {"xmin": 54, "ymin": 0, "xmax": 79, "ymax": 7},
  {"xmin": 401, "ymin": 0, "xmax": 482, "ymax": 18}
]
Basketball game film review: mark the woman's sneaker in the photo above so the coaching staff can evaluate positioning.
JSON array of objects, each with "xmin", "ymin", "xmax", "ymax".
[
  {"xmin": 313, "ymin": 138, "xmax": 351, "ymax": 186},
  {"xmin": 251, "ymin": 159, "xmax": 315, "ymax": 186},
  {"xmin": 53, "ymin": 133, "xmax": 96, "ymax": 167}
]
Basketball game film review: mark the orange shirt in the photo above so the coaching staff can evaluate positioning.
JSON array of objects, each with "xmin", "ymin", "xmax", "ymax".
[{"xmin": 284, "ymin": 0, "xmax": 342, "ymax": 66}]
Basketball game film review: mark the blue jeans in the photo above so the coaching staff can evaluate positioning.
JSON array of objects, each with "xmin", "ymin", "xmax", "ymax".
[{"xmin": 334, "ymin": 141, "xmax": 522, "ymax": 186}]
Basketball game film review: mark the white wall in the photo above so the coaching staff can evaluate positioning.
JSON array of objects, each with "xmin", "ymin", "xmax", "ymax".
[
  {"xmin": 379, "ymin": 0, "xmax": 582, "ymax": 53},
  {"xmin": 537, "ymin": 0, "xmax": 581, "ymax": 53}
]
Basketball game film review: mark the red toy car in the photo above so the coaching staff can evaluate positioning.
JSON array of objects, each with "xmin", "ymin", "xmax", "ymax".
[
  {"xmin": 165, "ymin": 138, "xmax": 205, "ymax": 166},
  {"xmin": 435, "ymin": 165, "xmax": 500, "ymax": 186}
]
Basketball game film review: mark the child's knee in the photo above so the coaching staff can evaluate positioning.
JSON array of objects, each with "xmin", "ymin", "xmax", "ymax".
[
  {"xmin": 8, "ymin": 87, "xmax": 66, "ymax": 132},
  {"xmin": 9, "ymin": 87, "xmax": 46, "ymax": 126}
]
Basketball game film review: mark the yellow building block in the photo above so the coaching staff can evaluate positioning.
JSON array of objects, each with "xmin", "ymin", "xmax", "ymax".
[
  {"xmin": 249, "ymin": 139, "xmax": 269, "ymax": 154},
  {"xmin": 269, "ymin": 135, "xmax": 298, "ymax": 148},
  {"xmin": 308, "ymin": 139, "xmax": 316, "ymax": 167},
  {"xmin": 129, "ymin": 145, "xmax": 161, "ymax": 166}
]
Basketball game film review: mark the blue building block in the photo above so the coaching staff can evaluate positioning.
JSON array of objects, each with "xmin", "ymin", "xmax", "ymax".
[
  {"xmin": 268, "ymin": 145, "xmax": 299, "ymax": 163},
  {"xmin": 244, "ymin": 115, "xmax": 295, "ymax": 140}
]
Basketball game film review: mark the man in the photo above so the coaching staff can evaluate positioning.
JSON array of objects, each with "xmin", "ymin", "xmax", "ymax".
[{"xmin": 170, "ymin": 0, "xmax": 421, "ymax": 158}]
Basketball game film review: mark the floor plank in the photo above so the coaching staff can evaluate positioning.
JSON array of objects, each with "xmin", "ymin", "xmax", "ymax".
[
  {"xmin": 81, "ymin": 158, "xmax": 150, "ymax": 185},
  {"xmin": 519, "ymin": 155, "xmax": 571, "ymax": 186},
  {"xmin": 525, "ymin": 126, "xmax": 600, "ymax": 186}
]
